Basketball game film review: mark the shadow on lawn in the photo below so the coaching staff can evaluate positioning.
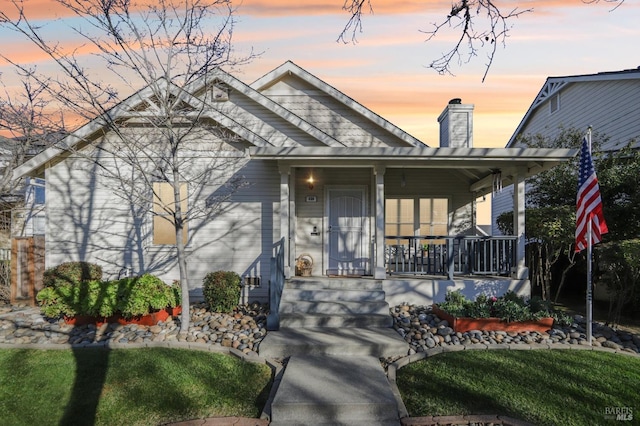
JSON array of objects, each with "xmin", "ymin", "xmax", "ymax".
[{"xmin": 61, "ymin": 346, "xmax": 110, "ymax": 425}]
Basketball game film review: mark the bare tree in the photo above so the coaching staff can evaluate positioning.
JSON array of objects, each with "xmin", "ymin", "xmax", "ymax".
[
  {"xmin": 0, "ymin": 70, "xmax": 65, "ymax": 205},
  {"xmin": 339, "ymin": 0, "xmax": 623, "ymax": 82},
  {"xmin": 0, "ymin": 0, "xmax": 255, "ymax": 331}
]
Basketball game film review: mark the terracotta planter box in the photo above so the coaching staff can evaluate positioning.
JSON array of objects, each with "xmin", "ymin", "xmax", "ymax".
[
  {"xmin": 64, "ymin": 306, "xmax": 182, "ymax": 327},
  {"xmin": 432, "ymin": 305, "xmax": 554, "ymax": 333}
]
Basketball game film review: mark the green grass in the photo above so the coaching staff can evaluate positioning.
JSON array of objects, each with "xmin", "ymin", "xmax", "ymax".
[
  {"xmin": 397, "ymin": 349, "xmax": 640, "ymax": 426},
  {"xmin": 0, "ymin": 348, "xmax": 272, "ymax": 426}
]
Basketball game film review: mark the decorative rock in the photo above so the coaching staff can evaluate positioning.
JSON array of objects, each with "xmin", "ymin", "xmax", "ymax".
[
  {"xmin": 602, "ymin": 340, "xmax": 622, "ymax": 350},
  {"xmin": 390, "ymin": 304, "xmax": 639, "ymax": 355},
  {"xmin": 0, "ymin": 303, "xmax": 268, "ymax": 351}
]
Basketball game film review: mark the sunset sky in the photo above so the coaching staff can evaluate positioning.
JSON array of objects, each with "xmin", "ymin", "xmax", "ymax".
[{"xmin": 1, "ymin": 0, "xmax": 639, "ymax": 148}]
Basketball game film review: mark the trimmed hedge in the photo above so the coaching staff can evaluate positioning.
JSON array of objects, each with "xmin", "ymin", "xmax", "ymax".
[{"xmin": 43, "ymin": 261, "xmax": 103, "ymax": 288}]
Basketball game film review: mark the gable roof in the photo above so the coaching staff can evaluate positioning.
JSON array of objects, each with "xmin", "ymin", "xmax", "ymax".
[
  {"xmin": 194, "ymin": 67, "xmax": 346, "ymax": 147},
  {"xmin": 507, "ymin": 67, "xmax": 640, "ymax": 147},
  {"xmin": 14, "ymin": 61, "xmax": 428, "ymax": 180},
  {"xmin": 251, "ymin": 61, "xmax": 425, "ymax": 148}
]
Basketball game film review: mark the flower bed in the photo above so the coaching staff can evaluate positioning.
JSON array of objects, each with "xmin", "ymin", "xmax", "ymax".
[
  {"xmin": 36, "ymin": 263, "xmax": 182, "ymax": 323},
  {"xmin": 433, "ymin": 289, "xmax": 561, "ymax": 333},
  {"xmin": 64, "ymin": 306, "xmax": 182, "ymax": 327},
  {"xmin": 432, "ymin": 305, "xmax": 554, "ymax": 333}
]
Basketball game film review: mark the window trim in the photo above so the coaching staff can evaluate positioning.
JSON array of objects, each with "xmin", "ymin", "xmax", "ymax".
[{"xmin": 549, "ymin": 93, "xmax": 560, "ymax": 114}]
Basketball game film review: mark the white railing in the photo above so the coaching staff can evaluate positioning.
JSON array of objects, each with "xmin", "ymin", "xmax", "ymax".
[
  {"xmin": 385, "ymin": 235, "xmax": 517, "ymax": 279},
  {"xmin": 267, "ymin": 237, "xmax": 286, "ymax": 331}
]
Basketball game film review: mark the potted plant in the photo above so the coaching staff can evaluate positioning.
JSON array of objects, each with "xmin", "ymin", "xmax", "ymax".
[{"xmin": 433, "ymin": 290, "xmax": 556, "ymax": 333}]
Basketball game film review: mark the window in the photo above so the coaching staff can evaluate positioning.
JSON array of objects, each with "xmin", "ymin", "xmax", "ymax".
[
  {"xmin": 419, "ymin": 198, "xmax": 448, "ymax": 237},
  {"xmin": 385, "ymin": 198, "xmax": 414, "ymax": 245},
  {"xmin": 25, "ymin": 177, "xmax": 45, "ymax": 206},
  {"xmin": 153, "ymin": 182, "xmax": 188, "ymax": 245},
  {"xmin": 549, "ymin": 93, "xmax": 560, "ymax": 114},
  {"xmin": 385, "ymin": 197, "xmax": 449, "ymax": 241}
]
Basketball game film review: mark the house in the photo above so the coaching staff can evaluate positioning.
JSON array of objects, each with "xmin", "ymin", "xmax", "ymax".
[
  {"xmin": 12, "ymin": 61, "xmax": 574, "ymax": 315},
  {"xmin": 0, "ymin": 135, "xmax": 49, "ymax": 304},
  {"xmin": 492, "ymin": 67, "xmax": 640, "ymax": 235}
]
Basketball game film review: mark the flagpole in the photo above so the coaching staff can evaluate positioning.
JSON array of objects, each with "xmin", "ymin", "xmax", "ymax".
[
  {"xmin": 586, "ymin": 221, "xmax": 593, "ymax": 345},
  {"xmin": 586, "ymin": 128, "xmax": 593, "ymax": 346}
]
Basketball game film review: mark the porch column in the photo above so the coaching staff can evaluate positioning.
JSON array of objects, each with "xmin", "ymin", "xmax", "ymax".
[
  {"xmin": 279, "ymin": 165, "xmax": 293, "ymax": 278},
  {"xmin": 374, "ymin": 165, "xmax": 386, "ymax": 279},
  {"xmin": 512, "ymin": 169, "xmax": 528, "ymax": 279}
]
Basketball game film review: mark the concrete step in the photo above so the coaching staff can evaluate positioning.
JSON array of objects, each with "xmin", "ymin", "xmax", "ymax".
[
  {"xmin": 281, "ymin": 288, "xmax": 387, "ymax": 302},
  {"xmin": 286, "ymin": 278, "xmax": 383, "ymax": 291},
  {"xmin": 279, "ymin": 300, "xmax": 389, "ymax": 315},
  {"xmin": 258, "ymin": 327, "xmax": 409, "ymax": 358},
  {"xmin": 269, "ymin": 355, "xmax": 400, "ymax": 426},
  {"xmin": 279, "ymin": 312, "xmax": 393, "ymax": 328}
]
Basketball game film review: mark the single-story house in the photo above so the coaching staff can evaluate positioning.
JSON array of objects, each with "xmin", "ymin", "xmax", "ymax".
[{"xmin": 12, "ymin": 61, "xmax": 575, "ymax": 312}]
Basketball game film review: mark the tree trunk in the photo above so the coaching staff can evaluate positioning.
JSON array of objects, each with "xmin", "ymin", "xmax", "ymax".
[{"xmin": 553, "ymin": 260, "xmax": 576, "ymax": 303}]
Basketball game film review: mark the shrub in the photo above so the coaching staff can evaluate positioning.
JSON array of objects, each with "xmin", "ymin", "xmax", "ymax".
[
  {"xmin": 438, "ymin": 290, "xmax": 554, "ymax": 323},
  {"xmin": 43, "ymin": 262, "xmax": 103, "ymax": 288},
  {"xmin": 170, "ymin": 280, "xmax": 182, "ymax": 308},
  {"xmin": 36, "ymin": 273, "xmax": 176, "ymax": 319},
  {"xmin": 115, "ymin": 274, "xmax": 175, "ymax": 318},
  {"xmin": 78, "ymin": 280, "xmax": 119, "ymax": 318},
  {"xmin": 36, "ymin": 286, "xmax": 77, "ymax": 318},
  {"xmin": 202, "ymin": 271, "xmax": 241, "ymax": 313}
]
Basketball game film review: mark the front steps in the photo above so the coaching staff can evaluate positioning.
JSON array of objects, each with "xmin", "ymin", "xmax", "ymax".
[
  {"xmin": 260, "ymin": 277, "xmax": 408, "ymax": 425},
  {"xmin": 278, "ymin": 278, "xmax": 393, "ymax": 329},
  {"xmin": 259, "ymin": 277, "xmax": 406, "ymax": 357}
]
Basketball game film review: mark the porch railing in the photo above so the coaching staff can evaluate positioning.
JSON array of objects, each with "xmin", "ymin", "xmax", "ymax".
[
  {"xmin": 385, "ymin": 235, "xmax": 517, "ymax": 279},
  {"xmin": 267, "ymin": 237, "xmax": 286, "ymax": 331}
]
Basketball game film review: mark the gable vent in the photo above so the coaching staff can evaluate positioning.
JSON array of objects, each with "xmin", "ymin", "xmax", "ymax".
[{"xmin": 211, "ymin": 84, "xmax": 229, "ymax": 102}]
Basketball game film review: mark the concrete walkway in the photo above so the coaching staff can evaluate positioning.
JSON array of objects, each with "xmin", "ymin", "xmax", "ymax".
[
  {"xmin": 269, "ymin": 355, "xmax": 400, "ymax": 426},
  {"xmin": 258, "ymin": 327, "xmax": 409, "ymax": 425}
]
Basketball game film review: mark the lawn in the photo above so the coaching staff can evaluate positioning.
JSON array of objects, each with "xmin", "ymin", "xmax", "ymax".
[
  {"xmin": 0, "ymin": 347, "xmax": 272, "ymax": 426},
  {"xmin": 397, "ymin": 349, "xmax": 640, "ymax": 426}
]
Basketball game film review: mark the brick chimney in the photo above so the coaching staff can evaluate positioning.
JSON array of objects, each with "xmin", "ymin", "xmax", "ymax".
[{"xmin": 437, "ymin": 98, "xmax": 474, "ymax": 148}]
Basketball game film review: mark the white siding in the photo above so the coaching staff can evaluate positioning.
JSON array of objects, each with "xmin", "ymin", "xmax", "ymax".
[
  {"xmin": 514, "ymin": 80, "xmax": 640, "ymax": 151},
  {"xmin": 215, "ymin": 90, "xmax": 321, "ymax": 147},
  {"xmin": 261, "ymin": 76, "xmax": 412, "ymax": 148},
  {"xmin": 494, "ymin": 77, "xmax": 640, "ymax": 234},
  {"xmin": 187, "ymin": 159, "xmax": 280, "ymax": 302},
  {"xmin": 45, "ymin": 132, "xmax": 282, "ymax": 303},
  {"xmin": 45, "ymin": 156, "xmax": 150, "ymax": 280}
]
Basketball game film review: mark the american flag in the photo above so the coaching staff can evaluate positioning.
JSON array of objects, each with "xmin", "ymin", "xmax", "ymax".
[{"xmin": 575, "ymin": 136, "xmax": 608, "ymax": 252}]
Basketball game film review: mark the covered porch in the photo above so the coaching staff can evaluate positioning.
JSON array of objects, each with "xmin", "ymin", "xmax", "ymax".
[{"xmin": 252, "ymin": 146, "xmax": 575, "ymax": 284}]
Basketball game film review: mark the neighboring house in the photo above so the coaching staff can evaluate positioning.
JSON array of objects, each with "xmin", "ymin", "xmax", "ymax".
[
  {"xmin": 13, "ymin": 61, "xmax": 574, "ymax": 309},
  {"xmin": 0, "ymin": 136, "xmax": 47, "ymax": 250},
  {"xmin": 492, "ymin": 67, "xmax": 640, "ymax": 235},
  {"xmin": 0, "ymin": 136, "xmax": 48, "ymax": 304}
]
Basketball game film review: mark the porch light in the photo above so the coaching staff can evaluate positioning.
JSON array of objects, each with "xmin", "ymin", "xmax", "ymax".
[{"xmin": 307, "ymin": 174, "xmax": 314, "ymax": 190}]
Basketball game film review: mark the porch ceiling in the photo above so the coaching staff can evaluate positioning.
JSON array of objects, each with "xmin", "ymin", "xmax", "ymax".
[{"xmin": 250, "ymin": 146, "xmax": 577, "ymax": 195}]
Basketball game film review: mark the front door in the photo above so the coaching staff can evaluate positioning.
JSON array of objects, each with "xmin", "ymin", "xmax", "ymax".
[{"xmin": 326, "ymin": 187, "xmax": 369, "ymax": 275}]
